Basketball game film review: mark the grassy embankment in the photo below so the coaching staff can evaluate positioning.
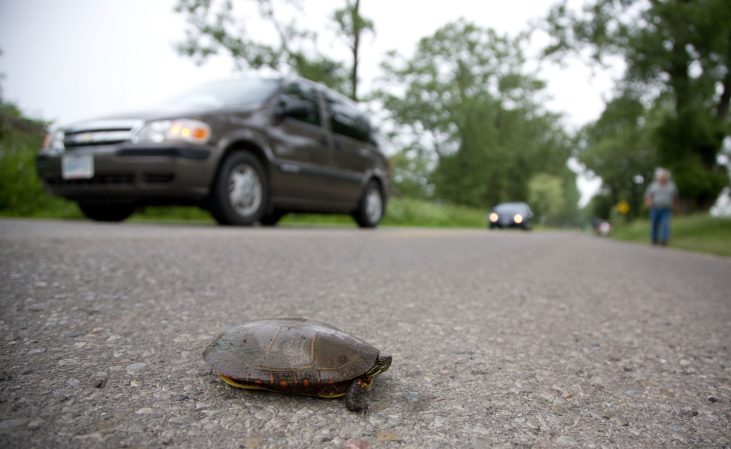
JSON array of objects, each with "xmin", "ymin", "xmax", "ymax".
[
  {"xmin": 0, "ymin": 104, "xmax": 80, "ymax": 218},
  {"xmin": 1, "ymin": 197, "xmax": 490, "ymax": 229},
  {"xmin": 611, "ymin": 214, "xmax": 731, "ymax": 257},
  {"xmin": 279, "ymin": 198, "xmax": 488, "ymax": 228}
]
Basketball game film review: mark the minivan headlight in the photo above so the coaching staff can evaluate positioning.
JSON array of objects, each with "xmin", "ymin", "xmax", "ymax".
[
  {"xmin": 132, "ymin": 119, "xmax": 211, "ymax": 144},
  {"xmin": 43, "ymin": 130, "xmax": 65, "ymax": 152}
]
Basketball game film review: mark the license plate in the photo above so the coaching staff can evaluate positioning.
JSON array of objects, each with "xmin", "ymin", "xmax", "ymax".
[{"xmin": 62, "ymin": 154, "xmax": 94, "ymax": 179}]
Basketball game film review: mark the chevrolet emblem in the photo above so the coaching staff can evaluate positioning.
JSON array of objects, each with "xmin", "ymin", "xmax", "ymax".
[{"xmin": 78, "ymin": 133, "xmax": 94, "ymax": 143}]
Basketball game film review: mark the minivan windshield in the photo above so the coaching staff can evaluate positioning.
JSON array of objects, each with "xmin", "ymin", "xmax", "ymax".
[{"xmin": 164, "ymin": 78, "xmax": 281, "ymax": 110}]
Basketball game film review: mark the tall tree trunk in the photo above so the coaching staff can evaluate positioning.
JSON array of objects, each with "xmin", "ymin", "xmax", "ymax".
[{"xmin": 350, "ymin": 0, "xmax": 361, "ymax": 102}]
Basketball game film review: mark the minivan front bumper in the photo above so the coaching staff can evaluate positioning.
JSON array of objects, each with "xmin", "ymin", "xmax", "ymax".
[{"xmin": 36, "ymin": 143, "xmax": 217, "ymax": 204}]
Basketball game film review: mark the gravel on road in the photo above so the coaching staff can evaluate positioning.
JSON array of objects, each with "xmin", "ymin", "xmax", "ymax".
[{"xmin": 1, "ymin": 219, "xmax": 729, "ymax": 448}]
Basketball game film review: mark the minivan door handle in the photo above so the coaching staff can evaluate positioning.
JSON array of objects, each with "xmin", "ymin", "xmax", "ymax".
[{"xmin": 318, "ymin": 135, "xmax": 328, "ymax": 147}]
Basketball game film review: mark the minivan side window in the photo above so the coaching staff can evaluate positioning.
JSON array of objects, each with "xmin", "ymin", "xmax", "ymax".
[
  {"xmin": 325, "ymin": 95, "xmax": 372, "ymax": 144},
  {"xmin": 281, "ymin": 82, "xmax": 321, "ymax": 126}
]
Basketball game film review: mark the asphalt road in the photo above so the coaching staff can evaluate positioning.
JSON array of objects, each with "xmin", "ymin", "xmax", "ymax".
[{"xmin": 1, "ymin": 219, "xmax": 729, "ymax": 449}]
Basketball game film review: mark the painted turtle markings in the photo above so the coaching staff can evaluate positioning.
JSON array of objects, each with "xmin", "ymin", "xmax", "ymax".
[{"xmin": 203, "ymin": 318, "xmax": 391, "ymax": 411}]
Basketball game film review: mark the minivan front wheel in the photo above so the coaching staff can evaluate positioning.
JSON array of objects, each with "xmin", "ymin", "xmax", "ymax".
[
  {"xmin": 353, "ymin": 180, "xmax": 383, "ymax": 228},
  {"xmin": 210, "ymin": 152, "xmax": 268, "ymax": 226}
]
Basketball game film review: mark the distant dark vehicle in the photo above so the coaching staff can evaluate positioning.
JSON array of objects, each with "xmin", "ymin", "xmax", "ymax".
[
  {"xmin": 488, "ymin": 202, "xmax": 534, "ymax": 230},
  {"xmin": 36, "ymin": 76, "xmax": 389, "ymax": 227}
]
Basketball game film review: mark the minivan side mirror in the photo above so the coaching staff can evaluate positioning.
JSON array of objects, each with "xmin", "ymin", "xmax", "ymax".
[{"xmin": 274, "ymin": 97, "xmax": 314, "ymax": 119}]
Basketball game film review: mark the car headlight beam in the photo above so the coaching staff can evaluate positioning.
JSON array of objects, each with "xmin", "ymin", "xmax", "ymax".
[
  {"xmin": 513, "ymin": 214, "xmax": 523, "ymax": 224},
  {"xmin": 489, "ymin": 212, "xmax": 498, "ymax": 222}
]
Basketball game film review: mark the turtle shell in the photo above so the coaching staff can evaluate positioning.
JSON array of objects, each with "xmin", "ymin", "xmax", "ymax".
[{"xmin": 203, "ymin": 318, "xmax": 380, "ymax": 392}]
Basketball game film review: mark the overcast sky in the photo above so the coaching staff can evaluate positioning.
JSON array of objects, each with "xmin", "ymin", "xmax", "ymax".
[{"xmin": 0, "ymin": 0, "xmax": 616, "ymax": 203}]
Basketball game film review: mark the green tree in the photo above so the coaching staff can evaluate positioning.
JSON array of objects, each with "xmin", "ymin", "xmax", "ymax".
[
  {"xmin": 559, "ymin": 169, "xmax": 581, "ymax": 225},
  {"xmin": 586, "ymin": 190, "xmax": 615, "ymax": 220},
  {"xmin": 389, "ymin": 145, "xmax": 433, "ymax": 199},
  {"xmin": 0, "ymin": 102, "xmax": 79, "ymax": 217},
  {"xmin": 175, "ymin": 0, "xmax": 373, "ymax": 98},
  {"xmin": 545, "ymin": 0, "xmax": 731, "ymax": 211},
  {"xmin": 528, "ymin": 173, "xmax": 566, "ymax": 225},
  {"xmin": 378, "ymin": 20, "xmax": 576, "ymax": 211},
  {"xmin": 0, "ymin": 49, "xmax": 4, "ymax": 102},
  {"xmin": 332, "ymin": 0, "xmax": 374, "ymax": 101},
  {"xmin": 577, "ymin": 91, "xmax": 658, "ymax": 219}
]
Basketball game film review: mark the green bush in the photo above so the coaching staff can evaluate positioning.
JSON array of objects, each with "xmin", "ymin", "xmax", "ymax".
[
  {"xmin": 382, "ymin": 197, "xmax": 486, "ymax": 228},
  {"xmin": 0, "ymin": 106, "xmax": 81, "ymax": 218}
]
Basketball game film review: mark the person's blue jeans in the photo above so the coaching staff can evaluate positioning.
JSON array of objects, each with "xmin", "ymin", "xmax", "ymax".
[{"xmin": 649, "ymin": 207, "xmax": 671, "ymax": 244}]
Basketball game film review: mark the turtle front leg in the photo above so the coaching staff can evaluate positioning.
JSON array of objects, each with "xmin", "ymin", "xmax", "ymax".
[{"xmin": 344, "ymin": 377, "xmax": 372, "ymax": 412}]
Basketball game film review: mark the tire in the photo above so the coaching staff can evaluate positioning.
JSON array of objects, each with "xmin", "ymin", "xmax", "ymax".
[
  {"xmin": 210, "ymin": 152, "xmax": 268, "ymax": 226},
  {"xmin": 353, "ymin": 180, "xmax": 384, "ymax": 228},
  {"xmin": 259, "ymin": 210, "xmax": 284, "ymax": 226},
  {"xmin": 78, "ymin": 203, "xmax": 136, "ymax": 222}
]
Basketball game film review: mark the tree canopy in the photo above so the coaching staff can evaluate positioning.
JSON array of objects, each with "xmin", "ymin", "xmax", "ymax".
[
  {"xmin": 545, "ymin": 0, "xmax": 731, "ymax": 211},
  {"xmin": 169, "ymin": 1, "xmax": 731, "ymax": 220},
  {"xmin": 377, "ymin": 20, "xmax": 578, "ymax": 221},
  {"xmin": 175, "ymin": 0, "xmax": 372, "ymax": 99},
  {"xmin": 576, "ymin": 91, "xmax": 659, "ymax": 219}
]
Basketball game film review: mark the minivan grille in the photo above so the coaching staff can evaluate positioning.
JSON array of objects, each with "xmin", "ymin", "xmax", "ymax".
[{"xmin": 64, "ymin": 129, "xmax": 134, "ymax": 148}]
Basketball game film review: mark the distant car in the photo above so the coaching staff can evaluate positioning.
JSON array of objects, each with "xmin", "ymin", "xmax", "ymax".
[
  {"xmin": 488, "ymin": 202, "xmax": 534, "ymax": 230},
  {"xmin": 36, "ymin": 75, "xmax": 389, "ymax": 227}
]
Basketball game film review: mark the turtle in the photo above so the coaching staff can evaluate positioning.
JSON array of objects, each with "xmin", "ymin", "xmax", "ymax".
[{"xmin": 203, "ymin": 318, "xmax": 392, "ymax": 411}]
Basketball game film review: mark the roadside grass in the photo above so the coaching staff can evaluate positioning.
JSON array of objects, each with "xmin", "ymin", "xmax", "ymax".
[
  {"xmin": 611, "ymin": 214, "xmax": 731, "ymax": 257},
  {"xmin": 276, "ymin": 197, "xmax": 489, "ymax": 228},
  {"xmin": 3, "ymin": 197, "xmax": 489, "ymax": 228},
  {"xmin": 382, "ymin": 197, "xmax": 486, "ymax": 228}
]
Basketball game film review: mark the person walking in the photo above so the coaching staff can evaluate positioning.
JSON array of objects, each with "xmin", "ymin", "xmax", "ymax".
[{"xmin": 644, "ymin": 168, "xmax": 678, "ymax": 246}]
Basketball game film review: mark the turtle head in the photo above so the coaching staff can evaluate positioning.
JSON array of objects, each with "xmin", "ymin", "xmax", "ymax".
[{"xmin": 366, "ymin": 353, "xmax": 392, "ymax": 377}]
